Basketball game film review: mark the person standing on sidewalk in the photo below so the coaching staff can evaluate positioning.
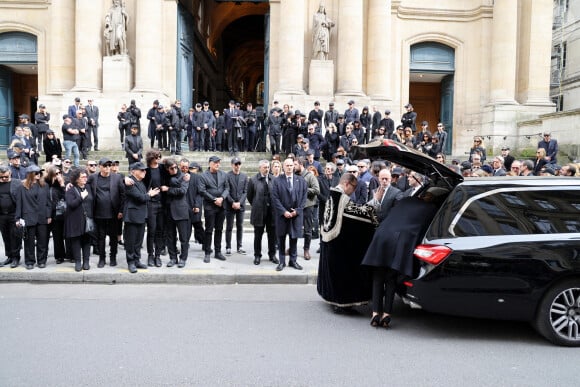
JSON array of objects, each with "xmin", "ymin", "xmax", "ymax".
[
  {"xmin": 247, "ymin": 159, "xmax": 278, "ymax": 266},
  {"xmin": 0, "ymin": 166, "xmax": 22, "ymax": 268},
  {"xmin": 124, "ymin": 162, "xmax": 160, "ymax": 274},
  {"xmin": 225, "ymin": 156, "xmax": 248, "ymax": 256},
  {"xmin": 294, "ymin": 157, "xmax": 319, "ymax": 260},
  {"xmin": 199, "ymin": 155, "xmax": 229, "ymax": 263},
  {"xmin": 271, "ymin": 158, "xmax": 307, "ymax": 272}
]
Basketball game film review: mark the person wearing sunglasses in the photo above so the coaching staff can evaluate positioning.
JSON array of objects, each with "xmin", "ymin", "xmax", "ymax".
[
  {"xmin": 468, "ymin": 136, "xmax": 486, "ymax": 163},
  {"xmin": 537, "ymin": 132, "xmax": 559, "ymax": 165},
  {"xmin": 15, "ymin": 165, "xmax": 51, "ymax": 270},
  {"xmin": 0, "ymin": 166, "xmax": 22, "ymax": 268}
]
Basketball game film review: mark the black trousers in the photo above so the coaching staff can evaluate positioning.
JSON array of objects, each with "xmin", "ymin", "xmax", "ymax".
[
  {"xmin": 269, "ymin": 133, "xmax": 281, "ymax": 155},
  {"xmin": 23, "ymin": 224, "xmax": 49, "ymax": 265},
  {"xmin": 193, "ymin": 128, "xmax": 205, "ymax": 151},
  {"xmin": 253, "ymin": 221, "xmax": 276, "ymax": 259},
  {"xmin": 303, "ymin": 206, "xmax": 314, "ymax": 250},
  {"xmin": 156, "ymin": 128, "xmax": 167, "ymax": 149},
  {"xmin": 70, "ymin": 233, "xmax": 91, "ymax": 264},
  {"xmin": 277, "ymin": 235, "xmax": 297, "ymax": 266},
  {"xmin": 371, "ymin": 267, "xmax": 398, "ymax": 315},
  {"xmin": 169, "ymin": 129, "xmax": 182, "ymax": 153},
  {"xmin": 190, "ymin": 220, "xmax": 205, "ymax": 245},
  {"xmin": 225, "ymin": 208, "xmax": 244, "ymax": 250},
  {"xmin": 0, "ymin": 213, "xmax": 21, "ymax": 260},
  {"xmin": 48, "ymin": 218, "xmax": 66, "ymax": 261},
  {"xmin": 124, "ymin": 222, "xmax": 145, "ymax": 264},
  {"xmin": 203, "ymin": 205, "xmax": 225, "ymax": 253},
  {"xmin": 95, "ymin": 218, "xmax": 118, "ymax": 260},
  {"xmin": 167, "ymin": 218, "xmax": 190, "ymax": 261},
  {"xmin": 146, "ymin": 201, "xmax": 164, "ymax": 257}
]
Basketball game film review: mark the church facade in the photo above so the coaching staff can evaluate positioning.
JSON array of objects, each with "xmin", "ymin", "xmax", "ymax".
[{"xmin": 0, "ymin": 0, "xmax": 556, "ymax": 155}]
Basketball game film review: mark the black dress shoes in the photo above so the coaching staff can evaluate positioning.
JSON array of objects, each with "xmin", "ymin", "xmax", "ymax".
[
  {"xmin": 128, "ymin": 263, "xmax": 137, "ymax": 274},
  {"xmin": 214, "ymin": 252, "xmax": 226, "ymax": 261},
  {"xmin": 83, "ymin": 262, "xmax": 90, "ymax": 270},
  {"xmin": 276, "ymin": 262, "xmax": 286, "ymax": 271},
  {"xmin": 98, "ymin": 259, "xmax": 106, "ymax": 268},
  {"xmin": 289, "ymin": 261, "xmax": 303, "ymax": 270},
  {"xmin": 269, "ymin": 256, "xmax": 279, "ymax": 264},
  {"xmin": 253, "ymin": 256, "xmax": 261, "ymax": 265},
  {"xmin": 203, "ymin": 254, "xmax": 210, "ymax": 263},
  {"xmin": 25, "ymin": 264, "xmax": 34, "ymax": 270},
  {"xmin": 135, "ymin": 261, "xmax": 148, "ymax": 269},
  {"xmin": 154, "ymin": 257, "xmax": 162, "ymax": 267},
  {"xmin": 167, "ymin": 259, "xmax": 177, "ymax": 267},
  {"xmin": 38, "ymin": 263, "xmax": 46, "ymax": 269},
  {"xmin": 110, "ymin": 258, "xmax": 117, "ymax": 267},
  {"xmin": 148, "ymin": 256, "xmax": 155, "ymax": 267},
  {"xmin": 75, "ymin": 262, "xmax": 82, "ymax": 272},
  {"xmin": 177, "ymin": 259, "xmax": 186, "ymax": 268}
]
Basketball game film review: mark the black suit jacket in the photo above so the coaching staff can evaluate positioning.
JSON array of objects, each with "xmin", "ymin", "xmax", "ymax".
[
  {"xmin": 85, "ymin": 104, "xmax": 99, "ymax": 127},
  {"xmin": 199, "ymin": 169, "xmax": 229, "ymax": 209},
  {"xmin": 87, "ymin": 172, "xmax": 126, "ymax": 217},
  {"xmin": 271, "ymin": 174, "xmax": 307, "ymax": 238},
  {"xmin": 225, "ymin": 171, "xmax": 248, "ymax": 211},
  {"xmin": 15, "ymin": 183, "xmax": 51, "ymax": 226},
  {"xmin": 369, "ymin": 186, "xmax": 404, "ymax": 222},
  {"xmin": 123, "ymin": 176, "xmax": 149, "ymax": 224},
  {"xmin": 164, "ymin": 172, "xmax": 190, "ymax": 221},
  {"xmin": 186, "ymin": 172, "xmax": 203, "ymax": 223}
]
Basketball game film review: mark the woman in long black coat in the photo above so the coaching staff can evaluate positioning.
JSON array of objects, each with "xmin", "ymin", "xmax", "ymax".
[
  {"xmin": 64, "ymin": 168, "xmax": 94, "ymax": 272},
  {"xmin": 361, "ymin": 187, "xmax": 446, "ymax": 328},
  {"xmin": 14, "ymin": 165, "xmax": 52, "ymax": 269},
  {"xmin": 45, "ymin": 166, "xmax": 66, "ymax": 263}
]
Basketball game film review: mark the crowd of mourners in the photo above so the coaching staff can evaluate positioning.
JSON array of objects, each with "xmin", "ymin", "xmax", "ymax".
[{"xmin": 1, "ymin": 97, "xmax": 574, "ymax": 326}]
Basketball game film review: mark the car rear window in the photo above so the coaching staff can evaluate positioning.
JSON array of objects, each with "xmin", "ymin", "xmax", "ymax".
[{"xmin": 451, "ymin": 188, "xmax": 580, "ymax": 236}]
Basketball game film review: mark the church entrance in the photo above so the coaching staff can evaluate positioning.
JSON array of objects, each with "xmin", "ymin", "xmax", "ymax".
[
  {"xmin": 177, "ymin": 0, "xmax": 269, "ymax": 110},
  {"xmin": 0, "ymin": 32, "xmax": 38, "ymax": 147},
  {"xmin": 409, "ymin": 42, "xmax": 455, "ymax": 154}
]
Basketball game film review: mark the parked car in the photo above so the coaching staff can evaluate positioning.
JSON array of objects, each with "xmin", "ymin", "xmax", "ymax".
[{"xmin": 353, "ymin": 140, "xmax": 580, "ymax": 346}]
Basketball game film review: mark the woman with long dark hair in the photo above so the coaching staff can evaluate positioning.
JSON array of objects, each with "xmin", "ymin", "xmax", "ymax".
[
  {"xmin": 15, "ymin": 165, "xmax": 51, "ymax": 269},
  {"xmin": 65, "ymin": 168, "xmax": 94, "ymax": 271}
]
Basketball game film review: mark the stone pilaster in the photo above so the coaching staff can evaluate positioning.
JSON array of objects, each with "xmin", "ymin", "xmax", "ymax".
[
  {"xmin": 366, "ymin": 0, "xmax": 391, "ymax": 100},
  {"xmin": 133, "ymin": 0, "xmax": 163, "ymax": 92},
  {"xmin": 489, "ymin": 0, "xmax": 518, "ymax": 104},
  {"xmin": 277, "ymin": 0, "xmax": 305, "ymax": 94},
  {"xmin": 73, "ymin": 0, "xmax": 103, "ymax": 92},
  {"xmin": 48, "ymin": 0, "xmax": 75, "ymax": 92},
  {"xmin": 336, "ymin": 0, "xmax": 364, "ymax": 96}
]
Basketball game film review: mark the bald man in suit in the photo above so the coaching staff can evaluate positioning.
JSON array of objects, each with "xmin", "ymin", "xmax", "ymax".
[{"xmin": 367, "ymin": 169, "xmax": 403, "ymax": 222}]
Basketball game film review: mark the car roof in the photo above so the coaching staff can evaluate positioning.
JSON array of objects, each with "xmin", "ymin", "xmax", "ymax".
[
  {"xmin": 459, "ymin": 176, "xmax": 580, "ymax": 187},
  {"xmin": 351, "ymin": 140, "xmax": 463, "ymax": 189}
]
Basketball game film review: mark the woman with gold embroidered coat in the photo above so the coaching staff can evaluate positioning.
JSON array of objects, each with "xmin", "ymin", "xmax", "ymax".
[{"xmin": 317, "ymin": 173, "xmax": 378, "ymax": 312}]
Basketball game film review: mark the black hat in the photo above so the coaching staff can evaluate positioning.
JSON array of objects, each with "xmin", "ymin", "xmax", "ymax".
[
  {"xmin": 157, "ymin": 105, "xmax": 164, "ymax": 109},
  {"xmin": 203, "ymin": 101, "xmax": 209, "ymax": 105},
  {"xmin": 404, "ymin": 103, "xmax": 413, "ymax": 108},
  {"xmin": 46, "ymin": 129, "xmax": 54, "ymax": 134},
  {"xmin": 392, "ymin": 167, "xmax": 403, "ymax": 176},
  {"xmin": 329, "ymin": 102, "xmax": 334, "ymax": 106},
  {"xmin": 347, "ymin": 100, "xmax": 355, "ymax": 105},
  {"xmin": 314, "ymin": 101, "xmax": 320, "ymax": 106},
  {"xmin": 422, "ymin": 121, "xmax": 429, "ymax": 126},
  {"xmin": 130, "ymin": 162, "xmax": 147, "ymax": 171},
  {"xmin": 501, "ymin": 146, "xmax": 510, "ymax": 151},
  {"xmin": 189, "ymin": 161, "xmax": 201, "ymax": 169},
  {"xmin": 18, "ymin": 114, "xmax": 29, "ymax": 120},
  {"xmin": 195, "ymin": 103, "xmax": 202, "ymax": 108},
  {"xmin": 12, "ymin": 142, "xmax": 24, "ymax": 149},
  {"xmin": 229, "ymin": 100, "xmax": 235, "ymax": 105},
  {"xmin": 98, "ymin": 157, "xmax": 112, "ymax": 166},
  {"xmin": 209, "ymin": 155, "xmax": 221, "ymax": 163},
  {"xmin": 153, "ymin": 99, "xmax": 160, "ymax": 105},
  {"xmin": 26, "ymin": 165, "xmax": 42, "ymax": 174},
  {"xmin": 39, "ymin": 104, "xmax": 46, "ymax": 109},
  {"xmin": 7, "ymin": 150, "xmax": 18, "ymax": 159},
  {"xmin": 384, "ymin": 109, "xmax": 391, "ymax": 115},
  {"xmin": 74, "ymin": 97, "xmax": 81, "ymax": 102},
  {"xmin": 336, "ymin": 159, "xmax": 345, "ymax": 165},
  {"xmin": 231, "ymin": 156, "xmax": 242, "ymax": 164}
]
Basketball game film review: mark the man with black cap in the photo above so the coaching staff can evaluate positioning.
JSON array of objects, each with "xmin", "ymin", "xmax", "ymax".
[
  {"xmin": 201, "ymin": 101, "xmax": 216, "ymax": 151},
  {"xmin": 344, "ymin": 100, "xmax": 359, "ymax": 124},
  {"xmin": 225, "ymin": 156, "xmax": 248, "ymax": 255},
  {"xmin": 7, "ymin": 150, "xmax": 27, "ymax": 180},
  {"xmin": 154, "ymin": 103, "xmax": 169, "ymax": 151},
  {"xmin": 500, "ymin": 146, "xmax": 515, "ymax": 171},
  {"xmin": 186, "ymin": 161, "xmax": 205, "ymax": 249},
  {"xmin": 87, "ymin": 157, "xmax": 126, "ymax": 268},
  {"xmin": 124, "ymin": 162, "xmax": 160, "ymax": 273},
  {"xmin": 308, "ymin": 101, "xmax": 324, "ymax": 126},
  {"xmin": 401, "ymin": 103, "xmax": 417, "ymax": 132},
  {"xmin": 85, "ymin": 98, "xmax": 99, "ymax": 151},
  {"xmin": 35, "ymin": 104, "xmax": 51, "ymax": 152},
  {"xmin": 161, "ymin": 157, "xmax": 191, "ymax": 268},
  {"xmin": 124, "ymin": 124, "xmax": 143, "ymax": 167},
  {"xmin": 324, "ymin": 102, "xmax": 339, "ymax": 128},
  {"xmin": 19, "ymin": 114, "xmax": 38, "ymax": 152},
  {"xmin": 199, "ymin": 155, "xmax": 229, "ymax": 262},
  {"xmin": 146, "ymin": 100, "xmax": 160, "ymax": 148},
  {"xmin": 379, "ymin": 110, "xmax": 395, "ymax": 138}
]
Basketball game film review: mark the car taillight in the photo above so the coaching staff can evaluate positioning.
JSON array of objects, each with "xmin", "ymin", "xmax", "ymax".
[{"xmin": 414, "ymin": 244, "xmax": 452, "ymax": 265}]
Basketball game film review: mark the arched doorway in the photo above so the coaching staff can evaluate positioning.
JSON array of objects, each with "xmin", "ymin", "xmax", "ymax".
[
  {"xmin": 0, "ymin": 31, "xmax": 38, "ymax": 146},
  {"xmin": 409, "ymin": 42, "xmax": 454, "ymax": 154}
]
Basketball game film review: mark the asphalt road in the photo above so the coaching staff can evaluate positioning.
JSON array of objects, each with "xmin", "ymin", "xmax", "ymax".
[{"xmin": 0, "ymin": 284, "xmax": 577, "ymax": 386}]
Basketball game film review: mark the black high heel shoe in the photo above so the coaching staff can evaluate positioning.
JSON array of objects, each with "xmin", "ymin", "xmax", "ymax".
[
  {"xmin": 379, "ymin": 315, "xmax": 391, "ymax": 328},
  {"xmin": 370, "ymin": 314, "xmax": 380, "ymax": 327}
]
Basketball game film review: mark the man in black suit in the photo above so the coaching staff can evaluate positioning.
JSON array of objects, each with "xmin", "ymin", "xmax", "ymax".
[
  {"xmin": 87, "ymin": 157, "xmax": 126, "ymax": 268},
  {"xmin": 367, "ymin": 169, "xmax": 403, "ymax": 222},
  {"xmin": 199, "ymin": 155, "xmax": 229, "ymax": 262},
  {"xmin": 225, "ymin": 156, "xmax": 248, "ymax": 256},
  {"xmin": 0, "ymin": 166, "xmax": 22, "ymax": 268},
  {"xmin": 186, "ymin": 161, "xmax": 204, "ymax": 249},
  {"xmin": 124, "ymin": 162, "xmax": 160, "ymax": 273},
  {"xmin": 224, "ymin": 100, "xmax": 244, "ymax": 155},
  {"xmin": 85, "ymin": 98, "xmax": 99, "ymax": 151},
  {"xmin": 161, "ymin": 157, "xmax": 191, "ymax": 268},
  {"xmin": 271, "ymin": 158, "xmax": 308, "ymax": 271}
]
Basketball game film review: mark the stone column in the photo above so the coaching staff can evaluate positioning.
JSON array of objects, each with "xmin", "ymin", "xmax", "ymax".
[
  {"xmin": 489, "ymin": 0, "xmax": 518, "ymax": 104},
  {"xmin": 133, "ymin": 0, "xmax": 163, "ymax": 92},
  {"xmin": 73, "ymin": 0, "xmax": 103, "ymax": 91},
  {"xmin": 277, "ymin": 0, "xmax": 305, "ymax": 94},
  {"xmin": 48, "ymin": 0, "xmax": 75, "ymax": 92},
  {"xmin": 521, "ymin": 0, "xmax": 553, "ymax": 105},
  {"xmin": 336, "ymin": 0, "xmax": 364, "ymax": 95},
  {"xmin": 366, "ymin": 0, "xmax": 391, "ymax": 100}
]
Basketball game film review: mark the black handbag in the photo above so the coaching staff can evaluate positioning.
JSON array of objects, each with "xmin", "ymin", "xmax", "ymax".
[
  {"xmin": 55, "ymin": 199, "xmax": 66, "ymax": 217},
  {"xmin": 85, "ymin": 217, "xmax": 95, "ymax": 233}
]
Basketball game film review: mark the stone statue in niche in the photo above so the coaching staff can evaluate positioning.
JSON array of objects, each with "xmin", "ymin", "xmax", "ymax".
[
  {"xmin": 104, "ymin": 0, "xmax": 129, "ymax": 56},
  {"xmin": 312, "ymin": 2, "xmax": 334, "ymax": 61}
]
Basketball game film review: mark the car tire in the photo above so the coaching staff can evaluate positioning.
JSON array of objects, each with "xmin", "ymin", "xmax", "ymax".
[{"xmin": 534, "ymin": 279, "xmax": 580, "ymax": 347}]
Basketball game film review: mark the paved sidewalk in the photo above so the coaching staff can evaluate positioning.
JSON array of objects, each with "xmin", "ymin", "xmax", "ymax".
[{"xmin": 0, "ymin": 237, "xmax": 320, "ymax": 285}]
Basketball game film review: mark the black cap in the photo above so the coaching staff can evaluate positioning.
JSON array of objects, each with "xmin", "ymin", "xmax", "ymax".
[
  {"xmin": 195, "ymin": 103, "xmax": 202, "ymax": 108},
  {"xmin": 46, "ymin": 129, "xmax": 54, "ymax": 134},
  {"xmin": 384, "ymin": 109, "xmax": 391, "ymax": 115},
  {"xmin": 329, "ymin": 102, "xmax": 334, "ymax": 106},
  {"xmin": 12, "ymin": 142, "xmax": 24, "ymax": 149},
  {"xmin": 98, "ymin": 157, "xmax": 112, "ymax": 166},
  {"xmin": 229, "ymin": 100, "xmax": 235, "ymax": 105},
  {"xmin": 74, "ymin": 97, "xmax": 81, "ymax": 102},
  {"xmin": 26, "ymin": 165, "xmax": 42, "ymax": 174},
  {"xmin": 314, "ymin": 101, "xmax": 320, "ymax": 106},
  {"xmin": 157, "ymin": 105, "xmax": 164, "ymax": 109},
  {"xmin": 189, "ymin": 161, "xmax": 201, "ymax": 169},
  {"xmin": 209, "ymin": 155, "xmax": 221, "ymax": 163},
  {"xmin": 7, "ymin": 150, "xmax": 18, "ymax": 159},
  {"xmin": 153, "ymin": 99, "xmax": 159, "ymax": 105},
  {"xmin": 501, "ymin": 146, "xmax": 510, "ymax": 151},
  {"xmin": 130, "ymin": 162, "xmax": 147, "ymax": 171},
  {"xmin": 392, "ymin": 167, "xmax": 403, "ymax": 176},
  {"xmin": 347, "ymin": 100, "xmax": 355, "ymax": 105},
  {"xmin": 203, "ymin": 101, "xmax": 209, "ymax": 105},
  {"xmin": 39, "ymin": 104, "xmax": 46, "ymax": 109},
  {"xmin": 231, "ymin": 156, "xmax": 242, "ymax": 164},
  {"xmin": 404, "ymin": 103, "xmax": 413, "ymax": 108},
  {"xmin": 18, "ymin": 114, "xmax": 29, "ymax": 120}
]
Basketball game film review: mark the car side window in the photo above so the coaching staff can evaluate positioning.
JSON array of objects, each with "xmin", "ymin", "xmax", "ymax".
[{"xmin": 453, "ymin": 189, "xmax": 580, "ymax": 237}]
